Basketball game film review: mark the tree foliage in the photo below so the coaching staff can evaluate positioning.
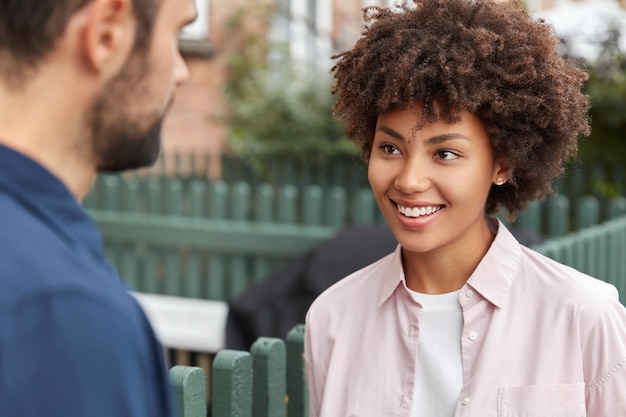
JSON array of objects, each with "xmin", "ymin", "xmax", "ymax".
[
  {"xmin": 568, "ymin": 24, "xmax": 626, "ymax": 197},
  {"xmin": 220, "ymin": 4, "xmax": 358, "ymax": 178}
]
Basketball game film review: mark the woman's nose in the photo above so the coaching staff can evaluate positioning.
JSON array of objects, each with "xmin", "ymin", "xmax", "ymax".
[{"xmin": 394, "ymin": 158, "xmax": 431, "ymax": 194}]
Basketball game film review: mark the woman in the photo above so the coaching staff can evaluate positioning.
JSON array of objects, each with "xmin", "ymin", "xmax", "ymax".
[{"xmin": 304, "ymin": 1, "xmax": 626, "ymax": 416}]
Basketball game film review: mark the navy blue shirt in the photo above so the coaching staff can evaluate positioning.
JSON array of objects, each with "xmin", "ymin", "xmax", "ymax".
[{"xmin": 0, "ymin": 145, "xmax": 175, "ymax": 417}]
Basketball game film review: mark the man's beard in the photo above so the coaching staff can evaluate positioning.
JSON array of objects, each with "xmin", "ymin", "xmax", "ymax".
[{"xmin": 87, "ymin": 54, "xmax": 169, "ymax": 172}]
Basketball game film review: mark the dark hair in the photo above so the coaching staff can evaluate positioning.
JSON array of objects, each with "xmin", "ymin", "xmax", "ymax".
[
  {"xmin": 331, "ymin": 0, "xmax": 590, "ymax": 218},
  {"xmin": 0, "ymin": 0, "xmax": 161, "ymax": 85}
]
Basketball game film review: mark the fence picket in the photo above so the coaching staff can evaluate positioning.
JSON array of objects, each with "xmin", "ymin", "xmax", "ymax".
[
  {"xmin": 209, "ymin": 181, "xmax": 229, "ymax": 219},
  {"xmin": 207, "ymin": 256, "xmax": 227, "ymax": 301},
  {"xmin": 607, "ymin": 196, "xmax": 626, "ymax": 219},
  {"xmin": 165, "ymin": 179, "xmax": 184, "ymax": 216},
  {"xmin": 326, "ymin": 186, "xmax": 347, "ymax": 228},
  {"xmin": 212, "ymin": 351, "xmax": 253, "ymax": 417},
  {"xmin": 278, "ymin": 185, "xmax": 298, "ymax": 224},
  {"xmin": 147, "ymin": 179, "xmax": 162, "ymax": 214},
  {"xmin": 514, "ymin": 200, "xmax": 541, "ymax": 235},
  {"xmin": 303, "ymin": 186, "xmax": 323, "ymax": 226},
  {"xmin": 351, "ymin": 189, "xmax": 377, "ymax": 224},
  {"xmin": 170, "ymin": 365, "xmax": 207, "ymax": 417},
  {"xmin": 576, "ymin": 196, "xmax": 600, "ymax": 230},
  {"xmin": 545, "ymin": 194, "xmax": 570, "ymax": 238},
  {"xmin": 251, "ymin": 338, "xmax": 287, "ymax": 417},
  {"xmin": 287, "ymin": 325, "xmax": 307, "ymax": 417},
  {"xmin": 190, "ymin": 180, "xmax": 207, "ymax": 217}
]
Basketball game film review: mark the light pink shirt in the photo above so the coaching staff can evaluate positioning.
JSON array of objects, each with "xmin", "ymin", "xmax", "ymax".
[{"xmin": 304, "ymin": 220, "xmax": 626, "ymax": 417}]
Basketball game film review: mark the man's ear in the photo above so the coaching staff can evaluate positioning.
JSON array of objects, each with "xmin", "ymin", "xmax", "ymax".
[{"xmin": 78, "ymin": 0, "xmax": 136, "ymax": 77}]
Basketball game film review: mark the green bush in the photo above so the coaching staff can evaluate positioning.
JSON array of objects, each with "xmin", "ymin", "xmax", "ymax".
[
  {"xmin": 220, "ymin": 5, "xmax": 358, "ymax": 179},
  {"xmin": 578, "ymin": 27, "xmax": 625, "ymax": 197}
]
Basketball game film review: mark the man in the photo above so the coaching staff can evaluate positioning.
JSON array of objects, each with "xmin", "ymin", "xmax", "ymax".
[{"xmin": 0, "ymin": 0, "xmax": 196, "ymax": 415}]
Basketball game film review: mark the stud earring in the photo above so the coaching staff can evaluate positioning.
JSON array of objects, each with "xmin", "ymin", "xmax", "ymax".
[{"xmin": 495, "ymin": 177, "xmax": 506, "ymax": 186}]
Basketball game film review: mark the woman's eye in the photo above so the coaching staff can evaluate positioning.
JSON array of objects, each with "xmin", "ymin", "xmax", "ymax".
[
  {"xmin": 437, "ymin": 150, "xmax": 459, "ymax": 160},
  {"xmin": 380, "ymin": 144, "xmax": 400, "ymax": 155}
]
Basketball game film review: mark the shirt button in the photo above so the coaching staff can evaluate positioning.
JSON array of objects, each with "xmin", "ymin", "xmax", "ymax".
[
  {"xmin": 466, "ymin": 289, "xmax": 475, "ymax": 298},
  {"xmin": 468, "ymin": 331, "xmax": 478, "ymax": 341},
  {"xmin": 461, "ymin": 396, "xmax": 471, "ymax": 406}
]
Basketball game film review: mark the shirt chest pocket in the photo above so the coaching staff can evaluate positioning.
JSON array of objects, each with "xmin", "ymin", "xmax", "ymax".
[{"xmin": 497, "ymin": 384, "xmax": 585, "ymax": 417}]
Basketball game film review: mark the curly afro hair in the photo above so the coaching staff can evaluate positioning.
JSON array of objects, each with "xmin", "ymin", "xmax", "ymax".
[{"xmin": 331, "ymin": 0, "xmax": 590, "ymax": 218}]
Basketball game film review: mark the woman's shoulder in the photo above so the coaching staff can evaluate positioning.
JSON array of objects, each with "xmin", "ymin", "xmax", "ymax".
[
  {"xmin": 518, "ymin": 245, "xmax": 621, "ymax": 314},
  {"xmin": 307, "ymin": 248, "xmax": 398, "ymax": 318}
]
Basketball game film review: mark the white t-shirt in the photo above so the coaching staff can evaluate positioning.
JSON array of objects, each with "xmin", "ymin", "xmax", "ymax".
[{"xmin": 407, "ymin": 289, "xmax": 463, "ymax": 417}]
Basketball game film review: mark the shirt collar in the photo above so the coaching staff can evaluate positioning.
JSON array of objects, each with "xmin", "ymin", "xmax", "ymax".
[
  {"xmin": 0, "ymin": 144, "xmax": 105, "ymax": 259},
  {"xmin": 378, "ymin": 245, "xmax": 405, "ymax": 307},
  {"xmin": 466, "ymin": 219, "xmax": 520, "ymax": 308},
  {"xmin": 376, "ymin": 218, "xmax": 521, "ymax": 309}
]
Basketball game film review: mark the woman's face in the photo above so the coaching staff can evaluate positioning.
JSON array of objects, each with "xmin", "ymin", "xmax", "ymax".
[{"xmin": 368, "ymin": 103, "xmax": 506, "ymax": 258}]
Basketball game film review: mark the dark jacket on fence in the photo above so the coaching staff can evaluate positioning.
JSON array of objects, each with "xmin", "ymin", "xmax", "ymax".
[{"xmin": 226, "ymin": 223, "xmax": 398, "ymax": 350}]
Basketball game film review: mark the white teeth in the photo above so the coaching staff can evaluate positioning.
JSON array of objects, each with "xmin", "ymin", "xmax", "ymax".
[{"xmin": 398, "ymin": 205, "xmax": 441, "ymax": 218}]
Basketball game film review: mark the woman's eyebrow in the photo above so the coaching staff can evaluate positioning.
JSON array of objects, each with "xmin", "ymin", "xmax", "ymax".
[
  {"xmin": 376, "ymin": 125, "xmax": 404, "ymax": 140},
  {"xmin": 426, "ymin": 133, "xmax": 471, "ymax": 144},
  {"xmin": 376, "ymin": 126, "xmax": 471, "ymax": 144}
]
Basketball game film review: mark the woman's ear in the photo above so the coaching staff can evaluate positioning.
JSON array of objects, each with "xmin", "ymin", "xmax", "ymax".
[{"xmin": 493, "ymin": 162, "xmax": 512, "ymax": 186}]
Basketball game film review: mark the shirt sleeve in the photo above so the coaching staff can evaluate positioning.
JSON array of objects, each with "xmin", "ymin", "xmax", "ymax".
[
  {"xmin": 0, "ymin": 293, "xmax": 175, "ymax": 417},
  {"xmin": 583, "ymin": 287, "xmax": 626, "ymax": 415}
]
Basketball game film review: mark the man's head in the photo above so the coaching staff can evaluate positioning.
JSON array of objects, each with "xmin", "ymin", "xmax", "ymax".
[
  {"xmin": 0, "ymin": 0, "xmax": 196, "ymax": 173},
  {"xmin": 0, "ymin": 0, "xmax": 159, "ymax": 86},
  {"xmin": 85, "ymin": 0, "xmax": 196, "ymax": 171}
]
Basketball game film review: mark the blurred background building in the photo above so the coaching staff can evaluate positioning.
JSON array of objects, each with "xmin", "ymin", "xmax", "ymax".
[{"xmin": 163, "ymin": 0, "xmax": 625, "ymax": 161}]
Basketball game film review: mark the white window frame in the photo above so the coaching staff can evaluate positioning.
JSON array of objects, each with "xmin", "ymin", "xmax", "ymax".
[
  {"xmin": 178, "ymin": 0, "xmax": 213, "ymax": 57},
  {"xmin": 270, "ymin": 0, "xmax": 334, "ymax": 76}
]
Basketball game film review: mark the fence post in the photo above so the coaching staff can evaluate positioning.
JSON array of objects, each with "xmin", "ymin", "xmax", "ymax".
[
  {"xmin": 212, "ymin": 351, "xmax": 253, "ymax": 417},
  {"xmin": 287, "ymin": 325, "xmax": 308, "ymax": 417},
  {"xmin": 169, "ymin": 365, "xmax": 207, "ymax": 417},
  {"xmin": 251, "ymin": 337, "xmax": 287, "ymax": 417}
]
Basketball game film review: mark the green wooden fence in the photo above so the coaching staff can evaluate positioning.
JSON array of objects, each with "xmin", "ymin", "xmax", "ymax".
[
  {"xmin": 169, "ymin": 325, "xmax": 307, "ymax": 417},
  {"xmin": 86, "ymin": 174, "xmax": 626, "ymax": 302}
]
